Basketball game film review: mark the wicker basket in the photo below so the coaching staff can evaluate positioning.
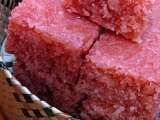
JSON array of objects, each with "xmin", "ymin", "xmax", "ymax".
[{"xmin": 0, "ymin": 2, "xmax": 78, "ymax": 120}]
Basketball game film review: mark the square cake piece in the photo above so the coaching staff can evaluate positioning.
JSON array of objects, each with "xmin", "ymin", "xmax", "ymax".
[
  {"xmin": 64, "ymin": 0, "xmax": 155, "ymax": 42},
  {"xmin": 6, "ymin": 0, "xmax": 99, "ymax": 114},
  {"xmin": 77, "ymin": 0, "xmax": 160, "ymax": 119}
]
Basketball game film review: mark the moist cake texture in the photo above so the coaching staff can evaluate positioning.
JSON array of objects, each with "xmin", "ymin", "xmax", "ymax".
[
  {"xmin": 77, "ymin": 0, "xmax": 160, "ymax": 118},
  {"xmin": 6, "ymin": 0, "xmax": 160, "ymax": 119},
  {"xmin": 64, "ymin": 0, "xmax": 155, "ymax": 42},
  {"xmin": 78, "ymin": 32, "xmax": 160, "ymax": 119},
  {"xmin": 6, "ymin": 0, "xmax": 99, "ymax": 114}
]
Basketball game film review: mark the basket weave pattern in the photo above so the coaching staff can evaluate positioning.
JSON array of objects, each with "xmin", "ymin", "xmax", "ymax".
[{"xmin": 0, "ymin": 66, "xmax": 72, "ymax": 120}]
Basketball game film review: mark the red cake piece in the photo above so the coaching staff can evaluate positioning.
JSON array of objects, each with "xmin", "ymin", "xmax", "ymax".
[
  {"xmin": 6, "ymin": 0, "xmax": 99, "ymax": 114},
  {"xmin": 64, "ymin": 0, "xmax": 155, "ymax": 42},
  {"xmin": 13, "ymin": 60, "xmax": 82, "ymax": 114},
  {"xmin": 77, "ymin": 0, "xmax": 160, "ymax": 119}
]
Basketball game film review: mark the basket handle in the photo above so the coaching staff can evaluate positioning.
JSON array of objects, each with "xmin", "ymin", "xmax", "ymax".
[
  {"xmin": 0, "ymin": 0, "xmax": 22, "ymax": 52},
  {"xmin": 1, "ymin": 0, "xmax": 22, "ymax": 9}
]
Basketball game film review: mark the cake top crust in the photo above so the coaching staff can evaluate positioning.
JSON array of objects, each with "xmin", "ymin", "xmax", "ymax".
[
  {"xmin": 87, "ymin": 0, "xmax": 160, "ymax": 82},
  {"xmin": 10, "ymin": 0, "xmax": 99, "ymax": 49}
]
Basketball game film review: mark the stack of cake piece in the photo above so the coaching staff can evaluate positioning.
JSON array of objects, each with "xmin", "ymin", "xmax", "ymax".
[
  {"xmin": 64, "ymin": 0, "xmax": 155, "ymax": 42},
  {"xmin": 6, "ymin": 0, "xmax": 160, "ymax": 119}
]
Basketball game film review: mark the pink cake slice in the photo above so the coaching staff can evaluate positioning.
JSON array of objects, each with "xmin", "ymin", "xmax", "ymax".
[
  {"xmin": 6, "ymin": 0, "xmax": 99, "ymax": 114},
  {"xmin": 77, "ymin": 0, "xmax": 160, "ymax": 119},
  {"xmin": 64, "ymin": 0, "xmax": 155, "ymax": 42}
]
